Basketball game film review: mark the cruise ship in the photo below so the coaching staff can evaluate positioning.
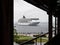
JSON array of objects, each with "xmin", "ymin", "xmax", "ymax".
[{"xmin": 18, "ymin": 16, "xmax": 40, "ymax": 26}]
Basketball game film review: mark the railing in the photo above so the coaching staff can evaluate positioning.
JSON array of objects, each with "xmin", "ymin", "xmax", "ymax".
[{"xmin": 20, "ymin": 30, "xmax": 55, "ymax": 45}]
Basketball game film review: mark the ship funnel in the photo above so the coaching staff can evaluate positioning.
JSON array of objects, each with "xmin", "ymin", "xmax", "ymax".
[{"xmin": 23, "ymin": 16, "xmax": 26, "ymax": 18}]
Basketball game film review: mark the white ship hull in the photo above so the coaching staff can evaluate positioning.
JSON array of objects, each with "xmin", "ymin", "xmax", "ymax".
[{"xmin": 18, "ymin": 22, "xmax": 40, "ymax": 26}]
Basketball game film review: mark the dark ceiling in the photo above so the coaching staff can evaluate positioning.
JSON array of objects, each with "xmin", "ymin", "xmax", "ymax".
[{"xmin": 24, "ymin": 0, "xmax": 60, "ymax": 17}]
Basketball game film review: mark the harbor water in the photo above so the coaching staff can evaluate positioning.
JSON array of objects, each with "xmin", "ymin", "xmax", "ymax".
[{"xmin": 14, "ymin": 22, "xmax": 48, "ymax": 34}]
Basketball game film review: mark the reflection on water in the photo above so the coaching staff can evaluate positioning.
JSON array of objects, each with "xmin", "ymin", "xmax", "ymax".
[
  {"xmin": 14, "ymin": 42, "xmax": 46, "ymax": 45},
  {"xmin": 14, "ymin": 42, "xmax": 19, "ymax": 45},
  {"xmin": 34, "ymin": 42, "xmax": 46, "ymax": 45}
]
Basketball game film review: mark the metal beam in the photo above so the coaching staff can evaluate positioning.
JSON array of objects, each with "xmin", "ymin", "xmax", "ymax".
[
  {"xmin": 57, "ymin": 16, "xmax": 60, "ymax": 34},
  {"xmin": 55, "ymin": 17, "xmax": 57, "ymax": 35},
  {"xmin": 48, "ymin": 13, "xmax": 53, "ymax": 40}
]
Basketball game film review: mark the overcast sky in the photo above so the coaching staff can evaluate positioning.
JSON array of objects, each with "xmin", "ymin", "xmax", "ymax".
[{"xmin": 14, "ymin": 0, "xmax": 55, "ymax": 24}]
